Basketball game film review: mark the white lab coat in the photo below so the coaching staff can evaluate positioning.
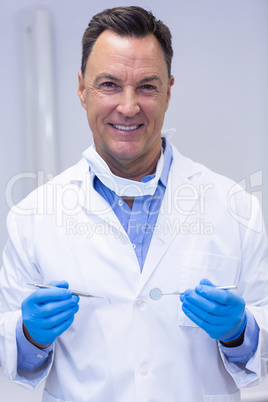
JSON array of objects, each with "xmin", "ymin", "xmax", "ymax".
[{"xmin": 0, "ymin": 145, "xmax": 268, "ymax": 402}]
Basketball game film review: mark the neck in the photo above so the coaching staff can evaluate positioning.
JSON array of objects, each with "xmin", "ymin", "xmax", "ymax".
[
  {"xmin": 122, "ymin": 196, "xmax": 135, "ymax": 210},
  {"xmin": 111, "ymin": 152, "xmax": 161, "ymax": 210},
  {"xmin": 100, "ymin": 150, "xmax": 161, "ymax": 182}
]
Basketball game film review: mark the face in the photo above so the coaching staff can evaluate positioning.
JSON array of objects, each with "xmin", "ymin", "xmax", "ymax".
[{"xmin": 78, "ymin": 29, "xmax": 174, "ymax": 174}]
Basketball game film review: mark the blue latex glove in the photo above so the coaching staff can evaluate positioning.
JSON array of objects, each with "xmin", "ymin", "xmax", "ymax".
[
  {"xmin": 180, "ymin": 278, "xmax": 247, "ymax": 341},
  {"xmin": 22, "ymin": 280, "xmax": 79, "ymax": 346}
]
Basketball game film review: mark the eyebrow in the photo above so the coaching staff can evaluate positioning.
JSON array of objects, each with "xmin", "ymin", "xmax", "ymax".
[
  {"xmin": 93, "ymin": 74, "xmax": 163, "ymax": 87},
  {"xmin": 138, "ymin": 75, "xmax": 163, "ymax": 87},
  {"xmin": 93, "ymin": 74, "xmax": 122, "ymax": 86}
]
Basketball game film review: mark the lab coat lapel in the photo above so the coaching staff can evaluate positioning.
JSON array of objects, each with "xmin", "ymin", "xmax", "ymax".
[
  {"xmin": 71, "ymin": 165, "xmax": 127, "ymax": 237},
  {"xmin": 138, "ymin": 148, "xmax": 202, "ymax": 291}
]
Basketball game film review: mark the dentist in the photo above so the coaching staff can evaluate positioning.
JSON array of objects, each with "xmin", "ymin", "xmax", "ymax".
[{"xmin": 0, "ymin": 6, "xmax": 268, "ymax": 402}]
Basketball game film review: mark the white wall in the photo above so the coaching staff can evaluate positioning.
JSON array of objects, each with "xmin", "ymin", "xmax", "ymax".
[{"xmin": 0, "ymin": 0, "xmax": 267, "ymax": 400}]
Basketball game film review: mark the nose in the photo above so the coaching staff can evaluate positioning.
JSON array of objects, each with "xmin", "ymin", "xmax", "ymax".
[{"xmin": 116, "ymin": 87, "xmax": 140, "ymax": 117}]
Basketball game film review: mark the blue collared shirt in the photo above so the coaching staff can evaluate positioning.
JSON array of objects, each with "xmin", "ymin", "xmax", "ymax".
[{"xmin": 93, "ymin": 138, "xmax": 173, "ymax": 271}]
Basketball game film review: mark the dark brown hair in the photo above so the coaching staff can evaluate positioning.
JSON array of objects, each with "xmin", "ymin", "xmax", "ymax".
[{"xmin": 81, "ymin": 6, "xmax": 173, "ymax": 77}]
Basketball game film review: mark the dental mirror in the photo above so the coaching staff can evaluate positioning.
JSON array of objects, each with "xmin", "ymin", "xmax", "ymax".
[
  {"xmin": 149, "ymin": 288, "xmax": 162, "ymax": 301},
  {"xmin": 149, "ymin": 288, "xmax": 182, "ymax": 301}
]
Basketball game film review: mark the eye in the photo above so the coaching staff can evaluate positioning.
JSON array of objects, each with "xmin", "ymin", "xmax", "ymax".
[
  {"xmin": 101, "ymin": 81, "xmax": 118, "ymax": 90},
  {"xmin": 140, "ymin": 84, "xmax": 157, "ymax": 92}
]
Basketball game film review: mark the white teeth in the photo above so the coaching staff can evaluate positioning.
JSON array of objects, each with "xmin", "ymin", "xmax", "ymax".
[{"xmin": 113, "ymin": 124, "xmax": 139, "ymax": 131}]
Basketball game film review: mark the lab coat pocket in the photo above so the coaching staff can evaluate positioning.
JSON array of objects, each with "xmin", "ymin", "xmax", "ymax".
[
  {"xmin": 178, "ymin": 251, "xmax": 239, "ymax": 327},
  {"xmin": 43, "ymin": 389, "xmax": 70, "ymax": 402},
  {"xmin": 204, "ymin": 390, "xmax": 240, "ymax": 401}
]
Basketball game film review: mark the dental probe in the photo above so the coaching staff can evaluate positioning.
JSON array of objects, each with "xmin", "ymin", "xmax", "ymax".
[{"xmin": 26, "ymin": 283, "xmax": 110, "ymax": 302}]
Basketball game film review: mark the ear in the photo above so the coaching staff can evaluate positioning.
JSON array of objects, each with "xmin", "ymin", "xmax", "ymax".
[
  {"xmin": 78, "ymin": 71, "xmax": 87, "ymax": 109},
  {"xmin": 165, "ymin": 75, "xmax": 175, "ymax": 111}
]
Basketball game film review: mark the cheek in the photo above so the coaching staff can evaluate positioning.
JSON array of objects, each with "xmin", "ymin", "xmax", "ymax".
[
  {"xmin": 86, "ymin": 96, "xmax": 114, "ymax": 122},
  {"xmin": 141, "ymin": 97, "xmax": 167, "ymax": 123},
  {"xmin": 144, "ymin": 93, "xmax": 168, "ymax": 111}
]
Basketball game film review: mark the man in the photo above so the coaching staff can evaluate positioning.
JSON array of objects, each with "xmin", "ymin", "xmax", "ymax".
[{"xmin": 0, "ymin": 6, "xmax": 267, "ymax": 402}]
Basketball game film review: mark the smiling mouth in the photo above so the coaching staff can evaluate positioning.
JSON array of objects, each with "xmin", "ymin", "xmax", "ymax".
[{"xmin": 111, "ymin": 124, "xmax": 142, "ymax": 131}]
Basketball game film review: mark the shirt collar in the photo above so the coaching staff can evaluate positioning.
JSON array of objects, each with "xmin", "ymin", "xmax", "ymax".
[
  {"xmin": 141, "ymin": 137, "xmax": 173, "ymax": 187},
  {"xmin": 159, "ymin": 137, "xmax": 173, "ymax": 187}
]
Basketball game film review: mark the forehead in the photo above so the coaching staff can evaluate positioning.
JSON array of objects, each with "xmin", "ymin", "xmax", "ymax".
[{"xmin": 85, "ymin": 30, "xmax": 168, "ymax": 79}]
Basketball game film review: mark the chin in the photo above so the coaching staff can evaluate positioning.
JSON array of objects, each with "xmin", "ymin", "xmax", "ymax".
[{"xmin": 110, "ymin": 142, "xmax": 144, "ymax": 160}]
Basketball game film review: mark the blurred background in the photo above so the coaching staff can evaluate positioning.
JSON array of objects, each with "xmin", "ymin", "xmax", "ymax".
[{"xmin": 0, "ymin": 0, "xmax": 267, "ymax": 400}]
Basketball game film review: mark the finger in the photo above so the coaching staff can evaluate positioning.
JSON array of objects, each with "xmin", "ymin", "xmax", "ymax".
[
  {"xmin": 182, "ymin": 292, "xmax": 245, "ymax": 326},
  {"xmin": 183, "ymin": 289, "xmax": 227, "ymax": 317},
  {"xmin": 29, "ymin": 287, "xmax": 73, "ymax": 304},
  {"xmin": 199, "ymin": 278, "xmax": 216, "ymax": 287},
  {"xmin": 31, "ymin": 303, "xmax": 79, "ymax": 330},
  {"xmin": 48, "ymin": 280, "xmax": 69, "ymax": 289},
  {"xmin": 35, "ymin": 295, "xmax": 80, "ymax": 319},
  {"xmin": 180, "ymin": 288, "xmax": 193, "ymax": 302},
  {"xmin": 195, "ymin": 284, "xmax": 234, "ymax": 305},
  {"xmin": 50, "ymin": 314, "xmax": 76, "ymax": 336},
  {"xmin": 182, "ymin": 297, "xmax": 226, "ymax": 325},
  {"xmin": 28, "ymin": 315, "xmax": 76, "ymax": 345}
]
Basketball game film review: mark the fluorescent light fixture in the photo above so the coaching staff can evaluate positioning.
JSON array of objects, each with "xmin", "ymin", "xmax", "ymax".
[{"xmin": 21, "ymin": 7, "xmax": 58, "ymax": 178}]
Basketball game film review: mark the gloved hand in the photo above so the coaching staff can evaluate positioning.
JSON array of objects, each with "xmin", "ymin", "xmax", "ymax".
[
  {"xmin": 22, "ymin": 280, "xmax": 79, "ymax": 347},
  {"xmin": 180, "ymin": 278, "xmax": 247, "ymax": 342}
]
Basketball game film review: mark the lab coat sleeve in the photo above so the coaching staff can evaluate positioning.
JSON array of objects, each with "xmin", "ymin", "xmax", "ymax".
[
  {"xmin": 16, "ymin": 315, "xmax": 52, "ymax": 371},
  {"xmin": 219, "ymin": 194, "xmax": 268, "ymax": 388},
  {"xmin": 0, "ymin": 204, "xmax": 54, "ymax": 389},
  {"xmin": 219, "ymin": 309, "xmax": 259, "ymax": 365}
]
